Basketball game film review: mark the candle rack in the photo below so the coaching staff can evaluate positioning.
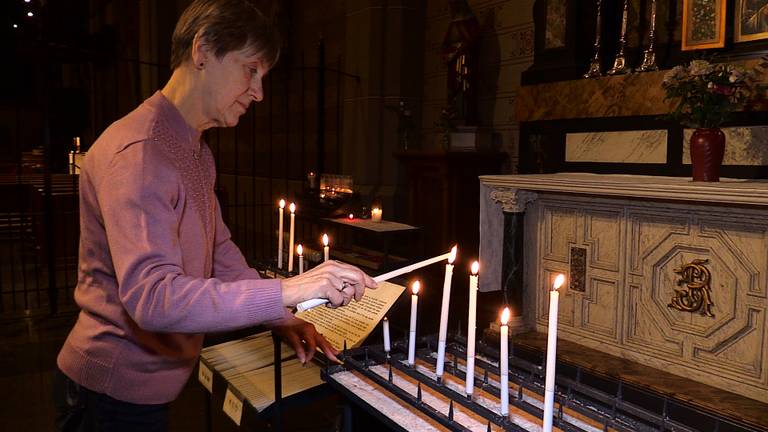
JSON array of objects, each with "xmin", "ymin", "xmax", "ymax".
[{"xmin": 321, "ymin": 334, "xmax": 760, "ymax": 432}]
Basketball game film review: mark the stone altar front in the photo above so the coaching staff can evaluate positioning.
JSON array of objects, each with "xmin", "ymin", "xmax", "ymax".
[{"xmin": 479, "ymin": 173, "xmax": 768, "ymax": 404}]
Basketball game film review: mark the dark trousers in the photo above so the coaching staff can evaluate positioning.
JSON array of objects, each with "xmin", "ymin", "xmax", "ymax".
[{"xmin": 53, "ymin": 368, "xmax": 169, "ymax": 432}]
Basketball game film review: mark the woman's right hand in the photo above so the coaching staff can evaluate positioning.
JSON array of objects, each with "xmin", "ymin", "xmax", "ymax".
[{"xmin": 280, "ymin": 260, "xmax": 377, "ymax": 308}]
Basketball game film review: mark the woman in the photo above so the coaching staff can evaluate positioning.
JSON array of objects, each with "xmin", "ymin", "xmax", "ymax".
[{"xmin": 54, "ymin": 1, "xmax": 376, "ymax": 430}]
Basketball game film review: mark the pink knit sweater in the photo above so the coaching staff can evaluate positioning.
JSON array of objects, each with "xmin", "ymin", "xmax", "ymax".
[{"xmin": 57, "ymin": 91, "xmax": 285, "ymax": 404}]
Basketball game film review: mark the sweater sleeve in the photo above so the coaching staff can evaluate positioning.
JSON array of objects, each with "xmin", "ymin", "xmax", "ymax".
[
  {"xmin": 212, "ymin": 198, "xmax": 262, "ymax": 282},
  {"xmin": 97, "ymin": 142, "xmax": 285, "ymax": 333}
]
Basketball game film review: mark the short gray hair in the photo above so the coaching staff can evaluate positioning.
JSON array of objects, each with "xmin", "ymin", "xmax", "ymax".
[{"xmin": 170, "ymin": 0, "xmax": 280, "ymax": 70}]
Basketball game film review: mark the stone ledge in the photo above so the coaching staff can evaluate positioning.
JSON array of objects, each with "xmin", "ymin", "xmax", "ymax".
[{"xmin": 480, "ymin": 173, "xmax": 768, "ymax": 207}]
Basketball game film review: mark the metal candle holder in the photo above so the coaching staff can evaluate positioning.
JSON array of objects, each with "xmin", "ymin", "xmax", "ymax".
[
  {"xmin": 584, "ymin": 0, "xmax": 603, "ymax": 78},
  {"xmin": 607, "ymin": 0, "xmax": 632, "ymax": 75},
  {"xmin": 637, "ymin": 0, "xmax": 659, "ymax": 72},
  {"xmin": 319, "ymin": 334, "xmax": 740, "ymax": 431}
]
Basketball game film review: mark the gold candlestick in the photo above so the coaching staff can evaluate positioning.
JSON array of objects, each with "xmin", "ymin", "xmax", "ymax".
[
  {"xmin": 607, "ymin": 0, "xmax": 632, "ymax": 75},
  {"xmin": 584, "ymin": 0, "xmax": 603, "ymax": 78},
  {"xmin": 637, "ymin": 0, "xmax": 659, "ymax": 72}
]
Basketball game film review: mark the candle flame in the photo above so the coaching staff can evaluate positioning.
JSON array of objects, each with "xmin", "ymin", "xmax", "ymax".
[
  {"xmin": 412, "ymin": 280, "xmax": 421, "ymax": 295},
  {"xmin": 348, "ymin": 213, "xmax": 354, "ymax": 219},
  {"xmin": 553, "ymin": 274, "xmax": 566, "ymax": 291},
  {"xmin": 296, "ymin": 244, "xmax": 303, "ymax": 256},
  {"xmin": 501, "ymin": 307, "xmax": 511, "ymax": 325},
  {"xmin": 279, "ymin": 199, "xmax": 285, "ymax": 209},
  {"xmin": 289, "ymin": 202, "xmax": 296, "ymax": 213},
  {"xmin": 373, "ymin": 207, "xmax": 380, "ymax": 212},
  {"xmin": 448, "ymin": 245, "xmax": 457, "ymax": 264},
  {"xmin": 471, "ymin": 261, "xmax": 480, "ymax": 275},
  {"xmin": 322, "ymin": 233, "xmax": 329, "ymax": 246},
  {"xmin": 383, "ymin": 316, "xmax": 388, "ymax": 322}
]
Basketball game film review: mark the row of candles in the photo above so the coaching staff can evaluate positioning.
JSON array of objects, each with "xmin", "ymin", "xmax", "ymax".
[
  {"xmin": 276, "ymin": 199, "xmax": 564, "ymax": 427},
  {"xmin": 276, "ymin": 199, "xmax": 382, "ymax": 273},
  {"xmin": 277, "ymin": 199, "xmax": 331, "ymax": 273},
  {"xmin": 380, "ymin": 246, "xmax": 566, "ymax": 431}
]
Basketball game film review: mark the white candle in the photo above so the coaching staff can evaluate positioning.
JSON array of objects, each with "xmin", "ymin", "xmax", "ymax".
[
  {"xmin": 435, "ymin": 245, "xmax": 457, "ymax": 380},
  {"xmin": 371, "ymin": 207, "xmax": 382, "ymax": 223},
  {"xmin": 297, "ymin": 244, "xmax": 304, "ymax": 274},
  {"xmin": 500, "ymin": 307, "xmax": 510, "ymax": 416},
  {"xmin": 295, "ymin": 250, "xmax": 453, "ymax": 312},
  {"xmin": 408, "ymin": 281, "xmax": 420, "ymax": 366},
  {"xmin": 543, "ymin": 274, "xmax": 566, "ymax": 432},
  {"xmin": 288, "ymin": 203, "xmax": 296, "ymax": 272},
  {"xmin": 278, "ymin": 199, "xmax": 285, "ymax": 269},
  {"xmin": 465, "ymin": 261, "xmax": 479, "ymax": 397},
  {"xmin": 382, "ymin": 317, "xmax": 391, "ymax": 356},
  {"xmin": 322, "ymin": 233, "xmax": 330, "ymax": 262}
]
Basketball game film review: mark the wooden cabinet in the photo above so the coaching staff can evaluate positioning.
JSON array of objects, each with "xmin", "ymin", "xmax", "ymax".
[{"xmin": 395, "ymin": 150, "xmax": 506, "ymax": 257}]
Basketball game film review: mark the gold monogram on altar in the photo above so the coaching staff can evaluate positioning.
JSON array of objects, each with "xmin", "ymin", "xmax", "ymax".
[{"xmin": 669, "ymin": 258, "xmax": 715, "ymax": 318}]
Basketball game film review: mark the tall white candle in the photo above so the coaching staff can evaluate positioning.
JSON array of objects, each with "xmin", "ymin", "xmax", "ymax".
[
  {"xmin": 408, "ymin": 281, "xmax": 420, "ymax": 366},
  {"xmin": 322, "ymin": 233, "xmax": 330, "ymax": 262},
  {"xmin": 277, "ymin": 199, "xmax": 285, "ymax": 269},
  {"xmin": 465, "ymin": 261, "xmax": 479, "ymax": 397},
  {"xmin": 382, "ymin": 317, "xmax": 391, "ymax": 356},
  {"xmin": 500, "ymin": 307, "xmax": 510, "ymax": 416},
  {"xmin": 295, "ymin": 250, "xmax": 454, "ymax": 312},
  {"xmin": 543, "ymin": 274, "xmax": 566, "ymax": 432},
  {"xmin": 288, "ymin": 203, "xmax": 296, "ymax": 272},
  {"xmin": 436, "ymin": 245, "xmax": 457, "ymax": 380},
  {"xmin": 297, "ymin": 244, "xmax": 304, "ymax": 274}
]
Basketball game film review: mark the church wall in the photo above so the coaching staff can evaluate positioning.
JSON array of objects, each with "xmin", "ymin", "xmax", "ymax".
[{"xmin": 420, "ymin": 0, "xmax": 534, "ymax": 173}]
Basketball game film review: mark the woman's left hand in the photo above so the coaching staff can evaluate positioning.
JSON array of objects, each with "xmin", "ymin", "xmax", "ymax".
[{"xmin": 270, "ymin": 315, "xmax": 340, "ymax": 364}]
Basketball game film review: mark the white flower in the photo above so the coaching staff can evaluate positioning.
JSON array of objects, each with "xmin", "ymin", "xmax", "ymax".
[
  {"xmin": 663, "ymin": 65, "xmax": 686, "ymax": 84},
  {"xmin": 689, "ymin": 60, "xmax": 713, "ymax": 76},
  {"xmin": 728, "ymin": 66, "xmax": 746, "ymax": 83}
]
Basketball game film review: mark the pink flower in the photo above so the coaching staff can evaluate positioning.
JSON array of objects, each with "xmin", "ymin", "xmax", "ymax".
[{"xmin": 709, "ymin": 84, "xmax": 734, "ymax": 96}]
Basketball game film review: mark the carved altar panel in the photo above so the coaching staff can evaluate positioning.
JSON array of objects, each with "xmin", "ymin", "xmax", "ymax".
[
  {"xmin": 481, "ymin": 174, "xmax": 768, "ymax": 403},
  {"xmin": 538, "ymin": 200, "xmax": 624, "ymax": 343},
  {"xmin": 581, "ymin": 277, "xmax": 620, "ymax": 339},
  {"xmin": 542, "ymin": 205, "xmax": 578, "ymax": 261},
  {"xmin": 624, "ymin": 209, "xmax": 768, "ymax": 400},
  {"xmin": 583, "ymin": 209, "xmax": 622, "ymax": 272},
  {"xmin": 532, "ymin": 193, "xmax": 768, "ymax": 403}
]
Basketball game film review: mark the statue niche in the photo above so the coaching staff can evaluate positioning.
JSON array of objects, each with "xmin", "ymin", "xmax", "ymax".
[{"xmin": 441, "ymin": 0, "xmax": 480, "ymax": 127}]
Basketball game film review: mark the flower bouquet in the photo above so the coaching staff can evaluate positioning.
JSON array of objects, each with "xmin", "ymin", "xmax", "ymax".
[{"xmin": 662, "ymin": 60, "xmax": 758, "ymax": 181}]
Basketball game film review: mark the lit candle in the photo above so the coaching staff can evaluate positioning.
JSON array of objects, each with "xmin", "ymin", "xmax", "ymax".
[
  {"xmin": 543, "ymin": 274, "xmax": 566, "ymax": 432},
  {"xmin": 435, "ymin": 245, "xmax": 458, "ymax": 381},
  {"xmin": 322, "ymin": 233, "xmax": 330, "ymax": 262},
  {"xmin": 408, "ymin": 280, "xmax": 420, "ymax": 367},
  {"xmin": 382, "ymin": 317, "xmax": 391, "ymax": 357},
  {"xmin": 278, "ymin": 199, "xmax": 285, "ymax": 269},
  {"xmin": 500, "ymin": 307, "xmax": 510, "ymax": 417},
  {"xmin": 297, "ymin": 244, "xmax": 304, "ymax": 274},
  {"xmin": 348, "ymin": 213, "xmax": 354, "ymax": 220},
  {"xmin": 465, "ymin": 261, "xmax": 479, "ymax": 397},
  {"xmin": 296, "ymin": 250, "xmax": 454, "ymax": 312},
  {"xmin": 288, "ymin": 203, "xmax": 296, "ymax": 272},
  {"xmin": 371, "ymin": 207, "xmax": 382, "ymax": 223}
]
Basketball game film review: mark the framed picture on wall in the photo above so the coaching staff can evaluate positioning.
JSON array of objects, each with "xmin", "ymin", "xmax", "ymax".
[
  {"xmin": 734, "ymin": 1, "xmax": 768, "ymax": 42},
  {"xmin": 681, "ymin": 0, "xmax": 727, "ymax": 50}
]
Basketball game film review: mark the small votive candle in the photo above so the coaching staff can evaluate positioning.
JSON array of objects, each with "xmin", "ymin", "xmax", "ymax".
[{"xmin": 371, "ymin": 207, "xmax": 382, "ymax": 223}]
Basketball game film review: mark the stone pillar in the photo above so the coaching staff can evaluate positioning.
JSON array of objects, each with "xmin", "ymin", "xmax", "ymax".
[{"xmin": 480, "ymin": 183, "xmax": 536, "ymax": 333}]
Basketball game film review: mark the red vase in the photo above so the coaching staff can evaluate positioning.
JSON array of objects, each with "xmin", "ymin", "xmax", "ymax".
[{"xmin": 690, "ymin": 128, "xmax": 725, "ymax": 182}]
